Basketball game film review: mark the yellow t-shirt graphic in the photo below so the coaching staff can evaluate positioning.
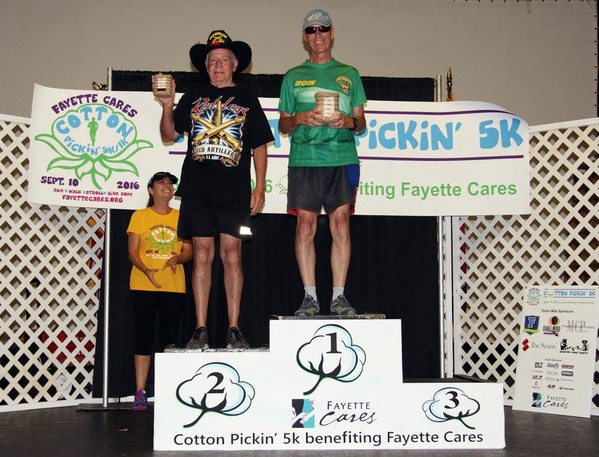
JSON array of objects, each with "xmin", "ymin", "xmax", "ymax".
[{"xmin": 127, "ymin": 207, "xmax": 185, "ymax": 293}]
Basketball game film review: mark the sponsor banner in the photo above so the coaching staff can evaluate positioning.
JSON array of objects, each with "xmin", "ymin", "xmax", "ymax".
[
  {"xmin": 154, "ymin": 320, "xmax": 505, "ymax": 450},
  {"xmin": 513, "ymin": 287, "xmax": 599, "ymax": 417},
  {"xmin": 260, "ymin": 98, "xmax": 529, "ymax": 216},
  {"xmin": 29, "ymin": 84, "xmax": 529, "ymax": 215}
]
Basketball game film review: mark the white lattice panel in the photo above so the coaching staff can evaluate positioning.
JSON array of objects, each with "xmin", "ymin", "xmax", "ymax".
[
  {"xmin": 453, "ymin": 120, "xmax": 599, "ymax": 410},
  {"xmin": 0, "ymin": 115, "xmax": 104, "ymax": 408}
]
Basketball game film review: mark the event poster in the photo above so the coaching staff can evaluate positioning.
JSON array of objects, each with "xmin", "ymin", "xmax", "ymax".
[
  {"xmin": 154, "ymin": 320, "xmax": 505, "ymax": 451},
  {"xmin": 512, "ymin": 286, "xmax": 599, "ymax": 417},
  {"xmin": 28, "ymin": 84, "xmax": 529, "ymax": 215}
]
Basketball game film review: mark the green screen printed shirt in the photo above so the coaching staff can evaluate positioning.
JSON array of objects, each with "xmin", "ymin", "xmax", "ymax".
[{"xmin": 278, "ymin": 59, "xmax": 367, "ymax": 167}]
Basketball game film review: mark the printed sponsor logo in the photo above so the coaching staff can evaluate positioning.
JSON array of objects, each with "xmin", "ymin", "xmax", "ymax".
[
  {"xmin": 534, "ymin": 362, "xmax": 543, "ymax": 369},
  {"xmin": 543, "ymin": 316, "xmax": 561, "ymax": 336},
  {"xmin": 523, "ymin": 316, "xmax": 540, "ymax": 334},
  {"xmin": 546, "ymin": 362, "xmax": 558, "ymax": 368},
  {"xmin": 527, "ymin": 288, "xmax": 541, "ymax": 305},
  {"xmin": 530, "ymin": 342, "xmax": 557, "ymax": 350},
  {"xmin": 531, "ymin": 392, "xmax": 542, "ymax": 408},
  {"xmin": 563, "ymin": 320, "xmax": 594, "ymax": 334},
  {"xmin": 559, "ymin": 339, "xmax": 589, "ymax": 354},
  {"xmin": 561, "ymin": 364, "xmax": 574, "ymax": 369},
  {"xmin": 543, "ymin": 395, "xmax": 569, "ymax": 410},
  {"xmin": 561, "ymin": 371, "xmax": 574, "ymax": 377}
]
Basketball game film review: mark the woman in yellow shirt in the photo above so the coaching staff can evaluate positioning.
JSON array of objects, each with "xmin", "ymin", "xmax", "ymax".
[{"xmin": 127, "ymin": 171, "xmax": 192, "ymax": 410}]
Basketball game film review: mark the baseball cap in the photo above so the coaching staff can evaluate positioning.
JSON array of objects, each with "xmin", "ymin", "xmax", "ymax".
[
  {"xmin": 303, "ymin": 9, "xmax": 332, "ymax": 30},
  {"xmin": 147, "ymin": 171, "xmax": 178, "ymax": 187}
]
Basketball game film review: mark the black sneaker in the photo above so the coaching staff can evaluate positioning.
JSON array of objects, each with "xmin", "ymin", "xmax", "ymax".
[
  {"xmin": 186, "ymin": 327, "xmax": 209, "ymax": 349},
  {"xmin": 295, "ymin": 294, "xmax": 320, "ymax": 317},
  {"xmin": 226, "ymin": 327, "xmax": 250, "ymax": 349},
  {"xmin": 330, "ymin": 294, "xmax": 357, "ymax": 316}
]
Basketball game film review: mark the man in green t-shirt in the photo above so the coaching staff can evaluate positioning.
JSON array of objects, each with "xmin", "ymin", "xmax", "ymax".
[{"xmin": 278, "ymin": 9, "xmax": 367, "ymax": 317}]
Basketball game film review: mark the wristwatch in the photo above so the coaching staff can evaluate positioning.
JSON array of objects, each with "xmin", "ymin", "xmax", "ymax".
[{"xmin": 349, "ymin": 117, "xmax": 358, "ymax": 131}]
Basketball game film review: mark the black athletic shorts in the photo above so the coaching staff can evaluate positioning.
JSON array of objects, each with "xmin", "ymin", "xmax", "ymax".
[
  {"xmin": 287, "ymin": 166, "xmax": 356, "ymax": 215},
  {"xmin": 178, "ymin": 196, "xmax": 249, "ymax": 239}
]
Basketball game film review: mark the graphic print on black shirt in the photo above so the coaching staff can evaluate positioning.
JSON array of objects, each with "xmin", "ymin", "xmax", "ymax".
[
  {"xmin": 190, "ymin": 95, "xmax": 250, "ymax": 167},
  {"xmin": 173, "ymin": 85, "xmax": 274, "ymax": 201}
]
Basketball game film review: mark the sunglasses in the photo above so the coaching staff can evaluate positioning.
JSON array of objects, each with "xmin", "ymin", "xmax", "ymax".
[{"xmin": 304, "ymin": 25, "xmax": 331, "ymax": 35}]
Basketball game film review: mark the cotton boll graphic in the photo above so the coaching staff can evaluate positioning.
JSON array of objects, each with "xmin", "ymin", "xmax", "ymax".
[
  {"xmin": 176, "ymin": 362, "xmax": 255, "ymax": 428},
  {"xmin": 422, "ymin": 387, "xmax": 481, "ymax": 430},
  {"xmin": 296, "ymin": 324, "xmax": 366, "ymax": 395}
]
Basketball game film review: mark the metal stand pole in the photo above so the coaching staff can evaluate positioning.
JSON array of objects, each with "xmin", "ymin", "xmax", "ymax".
[{"xmin": 78, "ymin": 68, "xmax": 129, "ymax": 411}]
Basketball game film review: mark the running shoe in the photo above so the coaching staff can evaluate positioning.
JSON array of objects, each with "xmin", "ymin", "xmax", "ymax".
[
  {"xmin": 295, "ymin": 294, "xmax": 320, "ymax": 317},
  {"xmin": 132, "ymin": 389, "xmax": 147, "ymax": 411},
  {"xmin": 330, "ymin": 294, "xmax": 357, "ymax": 316},
  {"xmin": 226, "ymin": 327, "xmax": 250, "ymax": 349},
  {"xmin": 186, "ymin": 326, "xmax": 209, "ymax": 349}
]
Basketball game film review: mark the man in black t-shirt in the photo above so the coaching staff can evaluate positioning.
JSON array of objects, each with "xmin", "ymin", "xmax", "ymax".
[{"xmin": 153, "ymin": 30, "xmax": 273, "ymax": 350}]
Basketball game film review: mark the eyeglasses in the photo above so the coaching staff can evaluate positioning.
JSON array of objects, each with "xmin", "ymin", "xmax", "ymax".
[{"xmin": 304, "ymin": 25, "xmax": 331, "ymax": 35}]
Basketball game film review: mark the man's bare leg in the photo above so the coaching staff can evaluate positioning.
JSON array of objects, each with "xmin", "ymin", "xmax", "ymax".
[
  {"xmin": 192, "ymin": 236, "xmax": 215, "ymax": 328},
  {"xmin": 329, "ymin": 204, "xmax": 351, "ymax": 287},
  {"xmin": 295, "ymin": 209, "xmax": 318, "ymax": 288},
  {"xmin": 293, "ymin": 209, "xmax": 321, "ymax": 316},
  {"xmin": 328, "ymin": 204, "xmax": 355, "ymax": 315},
  {"xmin": 220, "ymin": 233, "xmax": 243, "ymax": 329}
]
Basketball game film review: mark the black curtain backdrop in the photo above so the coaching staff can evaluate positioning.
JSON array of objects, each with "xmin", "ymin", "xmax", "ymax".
[{"xmin": 92, "ymin": 71, "xmax": 439, "ymax": 398}]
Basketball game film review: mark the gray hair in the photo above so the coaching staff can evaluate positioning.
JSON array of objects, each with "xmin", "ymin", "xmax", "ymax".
[{"xmin": 205, "ymin": 49, "xmax": 237, "ymax": 65}]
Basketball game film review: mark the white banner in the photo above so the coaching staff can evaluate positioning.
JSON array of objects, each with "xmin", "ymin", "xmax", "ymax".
[
  {"xmin": 154, "ymin": 320, "xmax": 505, "ymax": 451},
  {"xmin": 513, "ymin": 286, "xmax": 599, "ymax": 417},
  {"xmin": 28, "ymin": 84, "xmax": 183, "ymax": 209},
  {"xmin": 28, "ymin": 85, "xmax": 529, "ymax": 215}
]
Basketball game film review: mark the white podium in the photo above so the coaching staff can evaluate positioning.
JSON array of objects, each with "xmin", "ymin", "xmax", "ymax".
[{"xmin": 154, "ymin": 319, "xmax": 505, "ymax": 450}]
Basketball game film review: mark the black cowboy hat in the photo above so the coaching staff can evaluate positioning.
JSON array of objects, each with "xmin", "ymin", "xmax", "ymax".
[{"xmin": 189, "ymin": 30, "xmax": 252, "ymax": 77}]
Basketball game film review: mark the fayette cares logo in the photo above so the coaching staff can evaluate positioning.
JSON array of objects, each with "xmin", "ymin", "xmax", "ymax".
[
  {"xmin": 176, "ymin": 362, "xmax": 255, "ymax": 427},
  {"xmin": 291, "ymin": 399, "xmax": 377, "ymax": 430},
  {"xmin": 292, "ymin": 399, "xmax": 315, "ymax": 428},
  {"xmin": 35, "ymin": 95, "xmax": 152, "ymax": 189},
  {"xmin": 532, "ymin": 393, "xmax": 569, "ymax": 410},
  {"xmin": 296, "ymin": 324, "xmax": 366, "ymax": 395}
]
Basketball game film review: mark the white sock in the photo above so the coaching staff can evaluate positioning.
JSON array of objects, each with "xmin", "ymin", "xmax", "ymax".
[
  {"xmin": 304, "ymin": 286, "xmax": 317, "ymax": 301},
  {"xmin": 332, "ymin": 287, "xmax": 344, "ymax": 301}
]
